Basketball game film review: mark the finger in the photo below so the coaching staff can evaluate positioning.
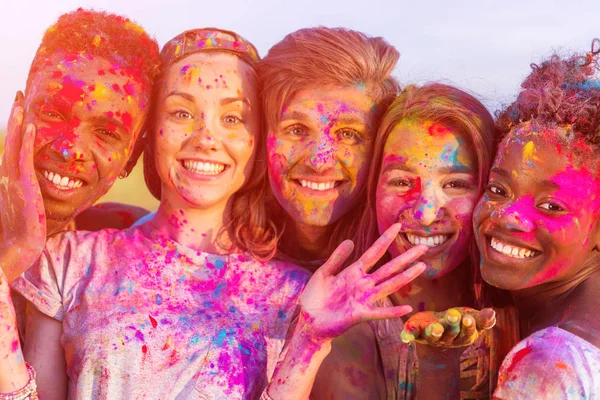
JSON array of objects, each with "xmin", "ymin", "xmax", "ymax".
[
  {"xmin": 474, "ymin": 308, "xmax": 496, "ymax": 331},
  {"xmin": 455, "ymin": 314, "xmax": 478, "ymax": 346},
  {"xmin": 439, "ymin": 308, "xmax": 462, "ymax": 344},
  {"xmin": 370, "ymin": 245, "xmax": 428, "ymax": 284},
  {"xmin": 357, "ymin": 223, "xmax": 402, "ymax": 272},
  {"xmin": 422, "ymin": 322, "xmax": 444, "ymax": 344},
  {"xmin": 371, "ymin": 262, "xmax": 426, "ymax": 301},
  {"xmin": 2, "ymin": 106, "xmax": 24, "ymax": 178},
  {"xmin": 20, "ymin": 124, "xmax": 44, "ymax": 218},
  {"xmin": 366, "ymin": 304, "xmax": 413, "ymax": 323},
  {"xmin": 316, "ymin": 240, "xmax": 354, "ymax": 277}
]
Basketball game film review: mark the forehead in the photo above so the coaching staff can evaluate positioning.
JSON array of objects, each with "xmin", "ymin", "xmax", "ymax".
[
  {"xmin": 283, "ymin": 86, "xmax": 376, "ymax": 116},
  {"xmin": 497, "ymin": 129, "xmax": 600, "ymax": 191},
  {"xmin": 162, "ymin": 52, "xmax": 257, "ymax": 94},
  {"xmin": 27, "ymin": 53, "xmax": 145, "ymax": 113},
  {"xmin": 384, "ymin": 119, "xmax": 474, "ymax": 167}
]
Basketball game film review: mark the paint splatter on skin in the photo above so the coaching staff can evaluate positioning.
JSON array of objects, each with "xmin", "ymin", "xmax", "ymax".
[
  {"xmin": 153, "ymin": 53, "xmax": 258, "ymax": 210},
  {"xmin": 474, "ymin": 124, "xmax": 600, "ymax": 290},
  {"xmin": 376, "ymin": 119, "xmax": 478, "ymax": 279},
  {"xmin": 24, "ymin": 52, "xmax": 146, "ymax": 224},
  {"xmin": 267, "ymin": 87, "xmax": 376, "ymax": 227}
]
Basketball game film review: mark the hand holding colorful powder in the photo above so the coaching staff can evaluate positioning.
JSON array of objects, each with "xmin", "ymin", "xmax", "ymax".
[
  {"xmin": 400, "ymin": 307, "xmax": 496, "ymax": 348},
  {"xmin": 0, "ymin": 95, "xmax": 46, "ymax": 283}
]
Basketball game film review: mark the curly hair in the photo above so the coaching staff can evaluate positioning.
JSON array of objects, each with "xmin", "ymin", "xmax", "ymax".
[
  {"xmin": 28, "ymin": 8, "xmax": 160, "ymax": 96},
  {"xmin": 497, "ymin": 38, "xmax": 600, "ymax": 148}
]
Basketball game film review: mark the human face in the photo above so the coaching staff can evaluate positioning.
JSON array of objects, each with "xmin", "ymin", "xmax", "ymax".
[
  {"xmin": 474, "ymin": 126, "xmax": 600, "ymax": 291},
  {"xmin": 24, "ymin": 53, "xmax": 146, "ymax": 223},
  {"xmin": 376, "ymin": 120, "xmax": 478, "ymax": 279},
  {"xmin": 154, "ymin": 52, "xmax": 258, "ymax": 210},
  {"xmin": 267, "ymin": 87, "xmax": 376, "ymax": 227}
]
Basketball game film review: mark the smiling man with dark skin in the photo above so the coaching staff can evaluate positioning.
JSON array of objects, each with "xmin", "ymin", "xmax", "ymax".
[{"xmin": 0, "ymin": 9, "xmax": 160, "ymax": 284}]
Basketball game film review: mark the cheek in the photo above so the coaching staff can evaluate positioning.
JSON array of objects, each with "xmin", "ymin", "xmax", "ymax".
[
  {"xmin": 339, "ymin": 143, "xmax": 370, "ymax": 184},
  {"xmin": 473, "ymin": 195, "xmax": 494, "ymax": 228},
  {"xmin": 376, "ymin": 186, "xmax": 413, "ymax": 232},
  {"xmin": 447, "ymin": 196, "xmax": 476, "ymax": 236}
]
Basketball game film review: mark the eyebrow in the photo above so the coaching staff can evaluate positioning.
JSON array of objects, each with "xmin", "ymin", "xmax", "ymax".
[
  {"xmin": 166, "ymin": 91, "xmax": 195, "ymax": 102},
  {"xmin": 221, "ymin": 96, "xmax": 252, "ymax": 108},
  {"xmin": 490, "ymin": 166, "xmax": 510, "ymax": 178},
  {"xmin": 382, "ymin": 162, "xmax": 474, "ymax": 174}
]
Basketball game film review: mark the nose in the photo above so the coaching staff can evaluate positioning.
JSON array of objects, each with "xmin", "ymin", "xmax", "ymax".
[
  {"xmin": 50, "ymin": 132, "xmax": 91, "ymax": 162},
  {"xmin": 305, "ymin": 134, "xmax": 335, "ymax": 171},
  {"xmin": 412, "ymin": 183, "xmax": 445, "ymax": 226},
  {"xmin": 489, "ymin": 197, "xmax": 535, "ymax": 232},
  {"xmin": 190, "ymin": 116, "xmax": 220, "ymax": 152}
]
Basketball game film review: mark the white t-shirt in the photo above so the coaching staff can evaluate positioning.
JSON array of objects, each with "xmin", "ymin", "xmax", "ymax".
[
  {"xmin": 494, "ymin": 327, "xmax": 600, "ymax": 399},
  {"xmin": 12, "ymin": 223, "xmax": 310, "ymax": 400}
]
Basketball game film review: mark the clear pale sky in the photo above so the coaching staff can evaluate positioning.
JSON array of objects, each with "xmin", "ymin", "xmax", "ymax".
[{"xmin": 1, "ymin": 0, "xmax": 599, "ymax": 128}]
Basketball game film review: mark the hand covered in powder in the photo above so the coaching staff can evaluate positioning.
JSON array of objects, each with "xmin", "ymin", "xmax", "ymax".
[
  {"xmin": 299, "ymin": 223, "xmax": 427, "ymax": 342},
  {"xmin": 0, "ymin": 96, "xmax": 46, "ymax": 282},
  {"xmin": 401, "ymin": 307, "xmax": 496, "ymax": 348}
]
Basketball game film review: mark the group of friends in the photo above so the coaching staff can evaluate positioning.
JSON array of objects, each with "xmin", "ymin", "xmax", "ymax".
[{"xmin": 0, "ymin": 7, "xmax": 599, "ymax": 400}]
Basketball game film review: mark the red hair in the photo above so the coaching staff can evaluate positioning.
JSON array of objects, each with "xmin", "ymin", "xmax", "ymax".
[{"xmin": 28, "ymin": 8, "xmax": 160, "ymax": 98}]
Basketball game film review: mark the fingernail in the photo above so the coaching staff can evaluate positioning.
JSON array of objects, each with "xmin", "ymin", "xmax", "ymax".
[
  {"xmin": 463, "ymin": 317, "xmax": 473, "ymax": 327},
  {"xmin": 14, "ymin": 92, "xmax": 19, "ymax": 102},
  {"xmin": 401, "ymin": 330, "xmax": 415, "ymax": 343},
  {"xmin": 26, "ymin": 124, "xmax": 34, "ymax": 134},
  {"xmin": 427, "ymin": 323, "xmax": 443, "ymax": 337},
  {"xmin": 446, "ymin": 309, "xmax": 461, "ymax": 324}
]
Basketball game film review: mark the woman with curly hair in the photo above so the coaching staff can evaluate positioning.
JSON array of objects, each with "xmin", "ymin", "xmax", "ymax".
[{"xmin": 473, "ymin": 40, "xmax": 600, "ymax": 397}]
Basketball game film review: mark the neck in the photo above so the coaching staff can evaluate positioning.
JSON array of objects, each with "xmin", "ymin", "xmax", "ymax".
[
  {"xmin": 511, "ymin": 254, "xmax": 600, "ymax": 342},
  {"xmin": 46, "ymin": 219, "xmax": 72, "ymax": 236},
  {"xmin": 391, "ymin": 260, "xmax": 474, "ymax": 313},
  {"xmin": 281, "ymin": 219, "xmax": 334, "ymax": 266},
  {"xmin": 152, "ymin": 196, "xmax": 234, "ymax": 254}
]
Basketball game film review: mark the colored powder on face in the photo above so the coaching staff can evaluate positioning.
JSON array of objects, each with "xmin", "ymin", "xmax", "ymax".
[
  {"xmin": 522, "ymin": 141, "xmax": 536, "ymax": 166},
  {"xmin": 121, "ymin": 112, "xmax": 133, "ymax": 131},
  {"xmin": 123, "ymin": 81, "xmax": 136, "ymax": 96}
]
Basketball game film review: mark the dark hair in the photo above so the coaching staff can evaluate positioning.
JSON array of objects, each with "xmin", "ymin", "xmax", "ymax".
[
  {"xmin": 497, "ymin": 38, "xmax": 600, "ymax": 149},
  {"xmin": 28, "ymin": 8, "xmax": 160, "ymax": 97}
]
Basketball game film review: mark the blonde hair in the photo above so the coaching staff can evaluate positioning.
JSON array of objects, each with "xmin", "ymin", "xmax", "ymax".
[{"xmin": 259, "ymin": 27, "xmax": 401, "ymax": 258}]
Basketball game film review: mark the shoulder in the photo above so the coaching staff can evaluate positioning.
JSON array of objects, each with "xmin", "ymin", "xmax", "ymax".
[
  {"xmin": 495, "ymin": 327, "xmax": 600, "ymax": 398},
  {"xmin": 74, "ymin": 202, "xmax": 151, "ymax": 231},
  {"xmin": 255, "ymin": 257, "xmax": 312, "ymax": 285}
]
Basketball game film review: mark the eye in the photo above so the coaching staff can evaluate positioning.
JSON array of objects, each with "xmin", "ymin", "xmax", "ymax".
[
  {"xmin": 538, "ymin": 202, "xmax": 565, "ymax": 212},
  {"xmin": 338, "ymin": 129, "xmax": 362, "ymax": 144},
  {"xmin": 487, "ymin": 183, "xmax": 507, "ymax": 197},
  {"xmin": 170, "ymin": 110, "xmax": 193, "ymax": 120},
  {"xmin": 443, "ymin": 180, "xmax": 472, "ymax": 190},
  {"xmin": 96, "ymin": 128, "xmax": 120, "ymax": 140},
  {"xmin": 285, "ymin": 124, "xmax": 308, "ymax": 138},
  {"xmin": 389, "ymin": 178, "xmax": 413, "ymax": 188},
  {"xmin": 223, "ymin": 115, "xmax": 242, "ymax": 125},
  {"xmin": 41, "ymin": 109, "xmax": 64, "ymax": 121}
]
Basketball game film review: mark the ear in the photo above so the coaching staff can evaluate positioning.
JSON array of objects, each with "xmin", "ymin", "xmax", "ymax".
[{"xmin": 122, "ymin": 132, "xmax": 148, "ymax": 177}]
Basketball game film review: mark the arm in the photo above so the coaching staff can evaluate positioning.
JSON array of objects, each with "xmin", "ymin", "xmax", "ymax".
[
  {"xmin": 23, "ymin": 301, "xmax": 67, "ymax": 400},
  {"xmin": 264, "ymin": 224, "xmax": 428, "ymax": 399}
]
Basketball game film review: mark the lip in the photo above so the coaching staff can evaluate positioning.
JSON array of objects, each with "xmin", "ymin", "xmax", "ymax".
[
  {"xmin": 481, "ymin": 233, "xmax": 542, "ymax": 268},
  {"xmin": 36, "ymin": 169, "xmax": 87, "ymax": 200},
  {"xmin": 399, "ymin": 230, "xmax": 457, "ymax": 258},
  {"xmin": 177, "ymin": 159, "xmax": 229, "ymax": 182}
]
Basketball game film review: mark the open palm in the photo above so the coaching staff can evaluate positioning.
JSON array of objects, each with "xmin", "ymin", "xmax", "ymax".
[{"xmin": 300, "ymin": 223, "xmax": 428, "ymax": 341}]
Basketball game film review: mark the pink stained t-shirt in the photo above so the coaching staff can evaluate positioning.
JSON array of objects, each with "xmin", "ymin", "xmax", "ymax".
[{"xmin": 12, "ymin": 222, "xmax": 311, "ymax": 399}]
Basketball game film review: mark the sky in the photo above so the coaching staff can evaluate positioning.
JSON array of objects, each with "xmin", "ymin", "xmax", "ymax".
[{"xmin": 1, "ymin": 0, "xmax": 599, "ymax": 128}]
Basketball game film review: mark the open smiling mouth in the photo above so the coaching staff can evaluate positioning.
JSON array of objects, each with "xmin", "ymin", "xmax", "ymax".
[
  {"xmin": 294, "ymin": 179, "xmax": 344, "ymax": 191},
  {"xmin": 489, "ymin": 236, "xmax": 540, "ymax": 259},
  {"xmin": 42, "ymin": 169, "xmax": 85, "ymax": 190},
  {"xmin": 405, "ymin": 233, "xmax": 451, "ymax": 248},
  {"xmin": 181, "ymin": 160, "xmax": 228, "ymax": 176}
]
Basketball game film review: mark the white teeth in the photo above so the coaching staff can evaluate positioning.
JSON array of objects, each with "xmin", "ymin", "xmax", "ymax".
[
  {"xmin": 42, "ymin": 169, "xmax": 83, "ymax": 191},
  {"xmin": 406, "ymin": 233, "xmax": 450, "ymax": 248},
  {"xmin": 182, "ymin": 160, "xmax": 226, "ymax": 175},
  {"xmin": 299, "ymin": 180, "xmax": 337, "ymax": 191},
  {"xmin": 490, "ymin": 237, "xmax": 538, "ymax": 259}
]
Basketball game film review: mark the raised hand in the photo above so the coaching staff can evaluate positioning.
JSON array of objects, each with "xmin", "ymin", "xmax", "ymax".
[
  {"xmin": 0, "ymin": 97, "xmax": 46, "ymax": 282},
  {"xmin": 299, "ymin": 223, "xmax": 428, "ymax": 341},
  {"xmin": 401, "ymin": 307, "xmax": 496, "ymax": 348}
]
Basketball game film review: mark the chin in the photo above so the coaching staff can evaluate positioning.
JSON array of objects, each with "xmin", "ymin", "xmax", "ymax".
[{"xmin": 480, "ymin": 262, "xmax": 521, "ymax": 290}]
